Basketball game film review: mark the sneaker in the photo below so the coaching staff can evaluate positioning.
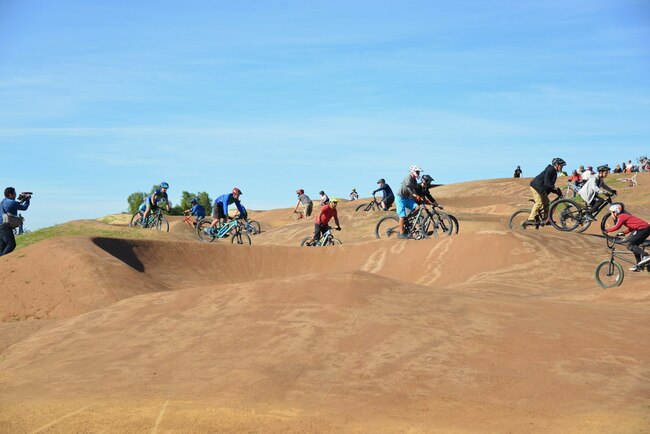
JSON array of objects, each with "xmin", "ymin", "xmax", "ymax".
[
  {"xmin": 523, "ymin": 220, "xmax": 537, "ymax": 227},
  {"xmin": 629, "ymin": 265, "xmax": 641, "ymax": 272},
  {"xmin": 638, "ymin": 255, "xmax": 650, "ymax": 266},
  {"xmin": 584, "ymin": 214, "xmax": 596, "ymax": 222},
  {"xmin": 397, "ymin": 233, "xmax": 410, "ymax": 239}
]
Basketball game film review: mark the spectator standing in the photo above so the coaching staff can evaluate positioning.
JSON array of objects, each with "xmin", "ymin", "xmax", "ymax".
[
  {"xmin": 513, "ymin": 166, "xmax": 522, "ymax": 178},
  {"xmin": 614, "ymin": 164, "xmax": 623, "ymax": 173},
  {"xmin": 1, "ymin": 187, "xmax": 31, "ymax": 257}
]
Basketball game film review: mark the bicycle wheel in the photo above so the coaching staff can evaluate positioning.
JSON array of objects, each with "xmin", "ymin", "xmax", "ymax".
[
  {"xmin": 375, "ymin": 215, "xmax": 400, "ymax": 239},
  {"xmin": 300, "ymin": 237, "xmax": 314, "ymax": 246},
  {"xmin": 449, "ymin": 214, "xmax": 459, "ymax": 234},
  {"xmin": 246, "ymin": 220, "xmax": 261, "ymax": 235},
  {"xmin": 196, "ymin": 218, "xmax": 216, "ymax": 242},
  {"xmin": 155, "ymin": 217, "xmax": 169, "ymax": 232},
  {"xmin": 231, "ymin": 230, "xmax": 251, "ymax": 245},
  {"xmin": 129, "ymin": 211, "xmax": 143, "ymax": 227},
  {"xmin": 328, "ymin": 238, "xmax": 342, "ymax": 245},
  {"xmin": 431, "ymin": 212, "xmax": 454, "ymax": 237},
  {"xmin": 594, "ymin": 260, "xmax": 624, "ymax": 288},
  {"xmin": 355, "ymin": 203, "xmax": 368, "ymax": 212},
  {"xmin": 508, "ymin": 209, "xmax": 533, "ymax": 231},
  {"xmin": 549, "ymin": 199, "xmax": 582, "ymax": 231}
]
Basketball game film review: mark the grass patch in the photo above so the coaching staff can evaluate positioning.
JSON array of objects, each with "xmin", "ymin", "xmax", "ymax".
[{"xmin": 15, "ymin": 220, "xmax": 161, "ymax": 251}]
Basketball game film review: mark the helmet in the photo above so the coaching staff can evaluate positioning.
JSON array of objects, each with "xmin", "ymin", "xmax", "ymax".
[
  {"xmin": 232, "ymin": 187, "xmax": 242, "ymax": 195},
  {"xmin": 330, "ymin": 197, "xmax": 339, "ymax": 203},
  {"xmin": 319, "ymin": 191, "xmax": 325, "ymax": 195},
  {"xmin": 190, "ymin": 198, "xmax": 198, "ymax": 204},
  {"xmin": 409, "ymin": 165, "xmax": 423, "ymax": 176},
  {"xmin": 609, "ymin": 203, "xmax": 623, "ymax": 214},
  {"xmin": 160, "ymin": 182, "xmax": 169, "ymax": 188},
  {"xmin": 377, "ymin": 179, "xmax": 385, "ymax": 184},
  {"xmin": 296, "ymin": 189, "xmax": 304, "ymax": 195},
  {"xmin": 551, "ymin": 158, "xmax": 566, "ymax": 167},
  {"xmin": 597, "ymin": 165, "xmax": 610, "ymax": 172},
  {"xmin": 352, "ymin": 188, "xmax": 356, "ymax": 191},
  {"xmin": 421, "ymin": 174, "xmax": 434, "ymax": 185},
  {"xmin": 587, "ymin": 165, "xmax": 593, "ymax": 170}
]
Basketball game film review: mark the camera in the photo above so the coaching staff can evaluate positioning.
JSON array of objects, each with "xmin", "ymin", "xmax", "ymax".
[{"xmin": 17, "ymin": 192, "xmax": 33, "ymax": 201}]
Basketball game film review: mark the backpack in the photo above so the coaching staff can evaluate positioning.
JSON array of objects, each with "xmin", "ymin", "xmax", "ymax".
[{"xmin": 1, "ymin": 199, "xmax": 23, "ymax": 229}]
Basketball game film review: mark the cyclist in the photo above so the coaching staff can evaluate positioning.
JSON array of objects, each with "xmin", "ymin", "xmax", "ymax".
[
  {"xmin": 310, "ymin": 197, "xmax": 341, "ymax": 245},
  {"xmin": 185, "ymin": 198, "xmax": 206, "ymax": 221},
  {"xmin": 293, "ymin": 189, "xmax": 313, "ymax": 217},
  {"xmin": 581, "ymin": 165, "xmax": 594, "ymax": 182},
  {"xmin": 578, "ymin": 165, "xmax": 616, "ymax": 221},
  {"xmin": 349, "ymin": 188, "xmax": 359, "ymax": 201},
  {"xmin": 209, "ymin": 188, "xmax": 247, "ymax": 228},
  {"xmin": 414, "ymin": 174, "xmax": 439, "ymax": 207},
  {"xmin": 319, "ymin": 190, "xmax": 330, "ymax": 206},
  {"xmin": 141, "ymin": 182, "xmax": 171, "ymax": 228},
  {"xmin": 605, "ymin": 203, "xmax": 650, "ymax": 272},
  {"xmin": 526, "ymin": 158, "xmax": 565, "ymax": 225},
  {"xmin": 373, "ymin": 178, "xmax": 395, "ymax": 211},
  {"xmin": 396, "ymin": 165, "xmax": 423, "ymax": 238}
]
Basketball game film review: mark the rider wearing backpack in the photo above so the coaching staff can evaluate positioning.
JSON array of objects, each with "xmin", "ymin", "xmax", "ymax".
[{"xmin": 1, "ymin": 187, "xmax": 31, "ymax": 257}]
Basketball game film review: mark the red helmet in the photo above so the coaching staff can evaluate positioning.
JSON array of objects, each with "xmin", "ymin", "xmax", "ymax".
[
  {"xmin": 296, "ymin": 189, "xmax": 304, "ymax": 195},
  {"xmin": 232, "ymin": 188, "xmax": 242, "ymax": 195}
]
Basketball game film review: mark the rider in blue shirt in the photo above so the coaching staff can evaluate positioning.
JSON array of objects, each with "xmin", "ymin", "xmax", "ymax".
[
  {"xmin": 141, "ymin": 182, "xmax": 171, "ymax": 228},
  {"xmin": 210, "ymin": 188, "xmax": 247, "ymax": 228},
  {"xmin": 189, "ymin": 199, "xmax": 206, "ymax": 220},
  {"xmin": 373, "ymin": 178, "xmax": 395, "ymax": 211},
  {"xmin": 1, "ymin": 187, "xmax": 30, "ymax": 256}
]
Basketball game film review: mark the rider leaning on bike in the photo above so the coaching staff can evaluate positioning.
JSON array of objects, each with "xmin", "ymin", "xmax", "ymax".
[
  {"xmin": 210, "ymin": 188, "xmax": 247, "ymax": 228},
  {"xmin": 577, "ymin": 165, "xmax": 616, "ymax": 221},
  {"xmin": 526, "ymin": 158, "xmax": 565, "ymax": 225},
  {"xmin": 414, "ymin": 174, "xmax": 439, "ymax": 207},
  {"xmin": 373, "ymin": 178, "xmax": 394, "ymax": 211},
  {"xmin": 396, "ymin": 165, "xmax": 423, "ymax": 239},
  {"xmin": 141, "ymin": 182, "xmax": 171, "ymax": 228},
  {"xmin": 311, "ymin": 197, "xmax": 341, "ymax": 244},
  {"xmin": 605, "ymin": 203, "xmax": 650, "ymax": 272}
]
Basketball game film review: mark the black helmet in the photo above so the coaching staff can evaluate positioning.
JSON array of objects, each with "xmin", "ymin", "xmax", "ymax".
[
  {"xmin": 319, "ymin": 190, "xmax": 325, "ymax": 195},
  {"xmin": 421, "ymin": 174, "xmax": 434, "ymax": 185},
  {"xmin": 377, "ymin": 178, "xmax": 385, "ymax": 184},
  {"xmin": 552, "ymin": 158, "xmax": 566, "ymax": 166},
  {"xmin": 597, "ymin": 165, "xmax": 611, "ymax": 172}
]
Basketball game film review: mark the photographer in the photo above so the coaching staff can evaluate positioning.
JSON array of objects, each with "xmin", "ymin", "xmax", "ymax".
[{"xmin": 1, "ymin": 187, "xmax": 31, "ymax": 256}]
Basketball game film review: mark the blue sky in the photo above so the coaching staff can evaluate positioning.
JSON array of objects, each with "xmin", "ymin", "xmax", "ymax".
[{"xmin": 1, "ymin": 0, "xmax": 649, "ymax": 229}]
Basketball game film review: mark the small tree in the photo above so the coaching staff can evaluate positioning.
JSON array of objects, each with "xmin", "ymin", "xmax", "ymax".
[
  {"xmin": 127, "ymin": 192, "xmax": 146, "ymax": 214},
  {"xmin": 196, "ymin": 191, "xmax": 212, "ymax": 212}
]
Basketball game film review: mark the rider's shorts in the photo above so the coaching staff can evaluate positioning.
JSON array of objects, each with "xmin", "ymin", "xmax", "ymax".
[
  {"xmin": 395, "ymin": 196, "xmax": 416, "ymax": 218},
  {"xmin": 384, "ymin": 194, "xmax": 395, "ymax": 208},
  {"xmin": 213, "ymin": 202, "xmax": 227, "ymax": 220},
  {"xmin": 138, "ymin": 203, "xmax": 147, "ymax": 212},
  {"xmin": 304, "ymin": 202, "xmax": 313, "ymax": 217}
]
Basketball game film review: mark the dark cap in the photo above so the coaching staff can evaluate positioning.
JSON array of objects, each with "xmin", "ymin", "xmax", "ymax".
[{"xmin": 377, "ymin": 178, "xmax": 385, "ymax": 184}]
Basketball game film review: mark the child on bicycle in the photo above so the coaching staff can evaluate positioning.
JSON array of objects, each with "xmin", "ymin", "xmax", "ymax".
[
  {"xmin": 293, "ymin": 189, "xmax": 313, "ymax": 217},
  {"xmin": 310, "ymin": 197, "xmax": 341, "ymax": 245},
  {"xmin": 605, "ymin": 203, "xmax": 650, "ymax": 271},
  {"xmin": 141, "ymin": 182, "xmax": 171, "ymax": 228},
  {"xmin": 526, "ymin": 158, "xmax": 565, "ymax": 225},
  {"xmin": 319, "ymin": 190, "xmax": 330, "ymax": 206},
  {"xmin": 373, "ymin": 178, "xmax": 395, "ymax": 211},
  {"xmin": 210, "ymin": 188, "xmax": 247, "ymax": 229},
  {"xmin": 184, "ymin": 198, "xmax": 206, "ymax": 226},
  {"xmin": 578, "ymin": 165, "xmax": 616, "ymax": 221}
]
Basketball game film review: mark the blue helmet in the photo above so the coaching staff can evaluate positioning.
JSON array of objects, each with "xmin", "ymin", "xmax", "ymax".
[
  {"xmin": 160, "ymin": 182, "xmax": 169, "ymax": 188},
  {"xmin": 190, "ymin": 198, "xmax": 198, "ymax": 204}
]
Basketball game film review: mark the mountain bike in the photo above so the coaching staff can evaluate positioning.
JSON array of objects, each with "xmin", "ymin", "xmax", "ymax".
[
  {"xmin": 195, "ymin": 216, "xmax": 251, "ymax": 245},
  {"xmin": 549, "ymin": 192, "xmax": 616, "ymax": 233},
  {"xmin": 508, "ymin": 192, "xmax": 562, "ymax": 231},
  {"xmin": 355, "ymin": 194, "xmax": 387, "ymax": 212},
  {"xmin": 594, "ymin": 235, "xmax": 650, "ymax": 288},
  {"xmin": 561, "ymin": 181, "xmax": 582, "ymax": 199},
  {"xmin": 300, "ymin": 227, "xmax": 342, "ymax": 246},
  {"xmin": 375, "ymin": 205, "xmax": 432, "ymax": 240},
  {"xmin": 129, "ymin": 208, "xmax": 169, "ymax": 232},
  {"xmin": 419, "ymin": 204, "xmax": 455, "ymax": 238}
]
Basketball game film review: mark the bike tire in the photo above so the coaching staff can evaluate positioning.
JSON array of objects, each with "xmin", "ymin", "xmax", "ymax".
[
  {"xmin": 196, "ymin": 218, "xmax": 216, "ymax": 242},
  {"xmin": 449, "ymin": 214, "xmax": 460, "ymax": 234},
  {"xmin": 247, "ymin": 220, "xmax": 261, "ymax": 235},
  {"xmin": 231, "ymin": 230, "xmax": 251, "ymax": 245},
  {"xmin": 508, "ymin": 209, "xmax": 533, "ymax": 231},
  {"xmin": 300, "ymin": 236, "xmax": 313, "ymax": 246},
  {"xmin": 329, "ymin": 238, "xmax": 342, "ymax": 246},
  {"xmin": 355, "ymin": 203, "xmax": 367, "ymax": 212},
  {"xmin": 595, "ymin": 260, "xmax": 624, "ymax": 288},
  {"xmin": 549, "ymin": 199, "xmax": 582, "ymax": 232},
  {"xmin": 156, "ymin": 217, "xmax": 169, "ymax": 232},
  {"xmin": 129, "ymin": 211, "xmax": 143, "ymax": 227},
  {"xmin": 432, "ymin": 212, "xmax": 454, "ymax": 237},
  {"xmin": 375, "ymin": 215, "xmax": 399, "ymax": 239}
]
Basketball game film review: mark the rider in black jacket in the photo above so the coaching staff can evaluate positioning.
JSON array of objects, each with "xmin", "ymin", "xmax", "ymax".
[{"xmin": 527, "ymin": 158, "xmax": 565, "ymax": 224}]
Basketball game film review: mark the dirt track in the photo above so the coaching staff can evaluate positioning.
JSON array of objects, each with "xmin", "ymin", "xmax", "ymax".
[{"xmin": 1, "ymin": 176, "xmax": 649, "ymax": 433}]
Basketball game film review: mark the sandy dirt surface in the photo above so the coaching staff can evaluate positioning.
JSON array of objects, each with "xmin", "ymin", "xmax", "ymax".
[{"xmin": 1, "ymin": 175, "xmax": 649, "ymax": 433}]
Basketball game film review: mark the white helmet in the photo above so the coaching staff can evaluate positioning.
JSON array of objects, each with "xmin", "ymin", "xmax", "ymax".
[
  {"xmin": 609, "ymin": 203, "xmax": 623, "ymax": 214},
  {"xmin": 409, "ymin": 165, "xmax": 423, "ymax": 177}
]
